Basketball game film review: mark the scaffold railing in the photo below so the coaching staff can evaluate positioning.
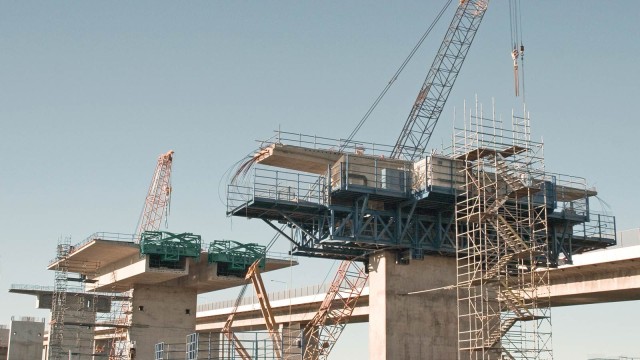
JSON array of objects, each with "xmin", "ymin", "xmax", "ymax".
[
  {"xmin": 155, "ymin": 331, "xmax": 285, "ymax": 360},
  {"xmin": 197, "ymin": 283, "xmax": 331, "ymax": 313},
  {"xmin": 257, "ymin": 129, "xmax": 396, "ymax": 158},
  {"xmin": 47, "ymin": 232, "xmax": 137, "ymax": 266},
  {"xmin": 575, "ymin": 212, "xmax": 617, "ymax": 244},
  {"xmin": 227, "ymin": 167, "xmax": 327, "ymax": 212}
]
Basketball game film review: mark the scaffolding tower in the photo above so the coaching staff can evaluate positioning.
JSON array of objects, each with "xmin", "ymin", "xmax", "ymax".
[
  {"xmin": 50, "ymin": 237, "xmax": 102, "ymax": 360},
  {"xmin": 107, "ymin": 281, "xmax": 133, "ymax": 360},
  {"xmin": 454, "ymin": 100, "xmax": 552, "ymax": 360},
  {"xmin": 50, "ymin": 237, "xmax": 71, "ymax": 360}
]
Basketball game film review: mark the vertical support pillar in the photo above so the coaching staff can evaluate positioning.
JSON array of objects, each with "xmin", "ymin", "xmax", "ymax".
[
  {"xmin": 368, "ymin": 251, "xmax": 457, "ymax": 359},
  {"xmin": 129, "ymin": 285, "xmax": 197, "ymax": 360},
  {"xmin": 282, "ymin": 323, "xmax": 303, "ymax": 360}
]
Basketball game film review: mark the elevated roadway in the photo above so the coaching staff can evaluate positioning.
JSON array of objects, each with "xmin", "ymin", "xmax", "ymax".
[{"xmin": 195, "ymin": 245, "xmax": 640, "ymax": 332}]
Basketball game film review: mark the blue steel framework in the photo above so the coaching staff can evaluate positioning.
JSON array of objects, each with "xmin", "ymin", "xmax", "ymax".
[
  {"xmin": 227, "ymin": 0, "xmax": 499, "ymax": 265},
  {"xmin": 227, "ymin": 144, "xmax": 615, "ymax": 267}
]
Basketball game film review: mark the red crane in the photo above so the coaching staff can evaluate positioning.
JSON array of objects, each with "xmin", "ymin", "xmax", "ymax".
[{"xmin": 134, "ymin": 150, "xmax": 174, "ymax": 242}]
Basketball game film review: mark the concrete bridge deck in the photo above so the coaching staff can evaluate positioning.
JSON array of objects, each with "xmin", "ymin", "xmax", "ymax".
[{"xmin": 195, "ymin": 245, "xmax": 640, "ymax": 332}]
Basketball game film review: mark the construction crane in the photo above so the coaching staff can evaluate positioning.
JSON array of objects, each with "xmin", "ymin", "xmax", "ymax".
[
  {"xmin": 110, "ymin": 150, "xmax": 175, "ymax": 359},
  {"xmin": 221, "ymin": 283, "xmax": 253, "ymax": 360},
  {"xmin": 134, "ymin": 150, "xmax": 174, "ymax": 241},
  {"xmin": 302, "ymin": 1, "xmax": 489, "ymax": 358},
  {"xmin": 302, "ymin": 261, "xmax": 368, "ymax": 359},
  {"xmin": 391, "ymin": 0, "xmax": 488, "ymax": 161},
  {"xmin": 223, "ymin": 260, "xmax": 281, "ymax": 360}
]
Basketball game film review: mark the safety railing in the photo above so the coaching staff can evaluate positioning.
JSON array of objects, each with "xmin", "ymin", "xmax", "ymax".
[
  {"xmin": 227, "ymin": 167, "xmax": 327, "ymax": 212},
  {"xmin": 264, "ymin": 251, "xmax": 298, "ymax": 262},
  {"xmin": 197, "ymin": 283, "xmax": 330, "ymax": 313},
  {"xmin": 156, "ymin": 332, "xmax": 286, "ymax": 360},
  {"xmin": 616, "ymin": 229, "xmax": 640, "ymax": 248},
  {"xmin": 10, "ymin": 316, "xmax": 45, "ymax": 323},
  {"xmin": 10, "ymin": 284, "xmax": 55, "ymax": 292},
  {"xmin": 257, "ymin": 129, "xmax": 396, "ymax": 158},
  {"xmin": 574, "ymin": 212, "xmax": 617, "ymax": 244},
  {"xmin": 552, "ymin": 173, "xmax": 590, "ymax": 218},
  {"xmin": 74, "ymin": 232, "xmax": 137, "ymax": 249},
  {"xmin": 48, "ymin": 232, "xmax": 137, "ymax": 266}
]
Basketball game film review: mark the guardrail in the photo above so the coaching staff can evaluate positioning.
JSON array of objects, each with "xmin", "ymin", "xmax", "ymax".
[
  {"xmin": 228, "ymin": 167, "xmax": 327, "ymax": 212},
  {"xmin": 575, "ymin": 212, "xmax": 617, "ymax": 244},
  {"xmin": 552, "ymin": 173, "xmax": 590, "ymax": 217},
  {"xmin": 48, "ymin": 232, "xmax": 137, "ymax": 266},
  {"xmin": 10, "ymin": 284, "xmax": 55, "ymax": 292},
  {"xmin": 10, "ymin": 316, "xmax": 45, "ymax": 323},
  {"xmin": 197, "ymin": 283, "xmax": 330, "ymax": 313},
  {"xmin": 73, "ymin": 232, "xmax": 137, "ymax": 250},
  {"xmin": 257, "ymin": 129, "xmax": 396, "ymax": 158}
]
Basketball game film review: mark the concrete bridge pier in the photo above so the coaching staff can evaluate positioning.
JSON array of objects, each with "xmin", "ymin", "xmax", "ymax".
[
  {"xmin": 368, "ymin": 251, "xmax": 458, "ymax": 360},
  {"xmin": 282, "ymin": 323, "xmax": 302, "ymax": 360}
]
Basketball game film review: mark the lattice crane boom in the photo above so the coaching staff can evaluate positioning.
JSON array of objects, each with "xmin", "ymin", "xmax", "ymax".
[
  {"xmin": 245, "ymin": 261, "xmax": 282, "ymax": 359},
  {"xmin": 302, "ymin": 260, "xmax": 368, "ymax": 360},
  {"xmin": 135, "ymin": 150, "xmax": 174, "ymax": 241},
  {"xmin": 391, "ymin": 0, "xmax": 488, "ymax": 161},
  {"xmin": 222, "ymin": 260, "xmax": 281, "ymax": 360}
]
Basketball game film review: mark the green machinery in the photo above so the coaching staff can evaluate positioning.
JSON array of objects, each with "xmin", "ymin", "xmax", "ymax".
[
  {"xmin": 140, "ymin": 231, "xmax": 202, "ymax": 263},
  {"xmin": 208, "ymin": 240, "xmax": 266, "ymax": 277}
]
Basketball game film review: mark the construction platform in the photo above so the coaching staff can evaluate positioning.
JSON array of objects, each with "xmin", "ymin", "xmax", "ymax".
[
  {"xmin": 227, "ymin": 130, "xmax": 615, "ymax": 265},
  {"xmin": 47, "ymin": 236, "xmax": 295, "ymax": 292}
]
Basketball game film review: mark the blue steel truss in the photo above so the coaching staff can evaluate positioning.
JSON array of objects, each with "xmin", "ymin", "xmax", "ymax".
[{"xmin": 228, "ymin": 152, "xmax": 616, "ymax": 266}]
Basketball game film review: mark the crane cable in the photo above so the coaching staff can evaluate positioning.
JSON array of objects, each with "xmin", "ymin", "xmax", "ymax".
[
  {"xmin": 340, "ymin": 0, "xmax": 453, "ymax": 151},
  {"xmin": 509, "ymin": 0, "xmax": 526, "ymax": 99}
]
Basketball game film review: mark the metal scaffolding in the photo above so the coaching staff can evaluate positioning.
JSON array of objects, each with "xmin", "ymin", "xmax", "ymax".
[
  {"xmin": 49, "ymin": 237, "xmax": 102, "ymax": 360},
  {"xmin": 454, "ymin": 100, "xmax": 552, "ymax": 359},
  {"xmin": 50, "ymin": 237, "xmax": 71, "ymax": 360}
]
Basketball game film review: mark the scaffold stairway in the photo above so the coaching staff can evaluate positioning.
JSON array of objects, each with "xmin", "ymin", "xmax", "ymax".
[
  {"xmin": 50, "ymin": 241, "xmax": 71, "ymax": 360},
  {"xmin": 489, "ymin": 154, "xmax": 525, "ymax": 193},
  {"xmin": 493, "ymin": 215, "xmax": 530, "ymax": 253},
  {"xmin": 499, "ymin": 282, "xmax": 533, "ymax": 319},
  {"xmin": 501, "ymin": 349, "xmax": 516, "ymax": 360},
  {"xmin": 483, "ymin": 253, "xmax": 516, "ymax": 280},
  {"xmin": 484, "ymin": 318, "xmax": 518, "ymax": 349},
  {"xmin": 484, "ymin": 195, "xmax": 510, "ymax": 216}
]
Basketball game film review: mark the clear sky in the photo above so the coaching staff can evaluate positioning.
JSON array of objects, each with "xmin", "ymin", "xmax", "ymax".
[{"xmin": 1, "ymin": 1, "xmax": 639, "ymax": 359}]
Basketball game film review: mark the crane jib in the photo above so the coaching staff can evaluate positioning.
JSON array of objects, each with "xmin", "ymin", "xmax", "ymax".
[{"xmin": 391, "ymin": 0, "xmax": 489, "ymax": 161}]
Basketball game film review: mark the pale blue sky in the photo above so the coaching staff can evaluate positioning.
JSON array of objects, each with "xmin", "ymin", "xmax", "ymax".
[{"xmin": 1, "ymin": 1, "xmax": 639, "ymax": 358}]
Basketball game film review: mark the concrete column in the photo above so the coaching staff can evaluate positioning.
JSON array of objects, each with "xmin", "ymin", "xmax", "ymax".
[
  {"xmin": 0, "ymin": 327, "xmax": 9, "ymax": 359},
  {"xmin": 368, "ymin": 251, "xmax": 458, "ymax": 360},
  {"xmin": 129, "ymin": 285, "xmax": 198, "ymax": 360},
  {"xmin": 7, "ymin": 319, "xmax": 45, "ymax": 360},
  {"xmin": 282, "ymin": 323, "xmax": 303, "ymax": 360}
]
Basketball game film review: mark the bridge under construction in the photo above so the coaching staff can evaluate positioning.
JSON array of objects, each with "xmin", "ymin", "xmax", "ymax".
[{"xmin": 5, "ymin": 1, "xmax": 630, "ymax": 360}]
